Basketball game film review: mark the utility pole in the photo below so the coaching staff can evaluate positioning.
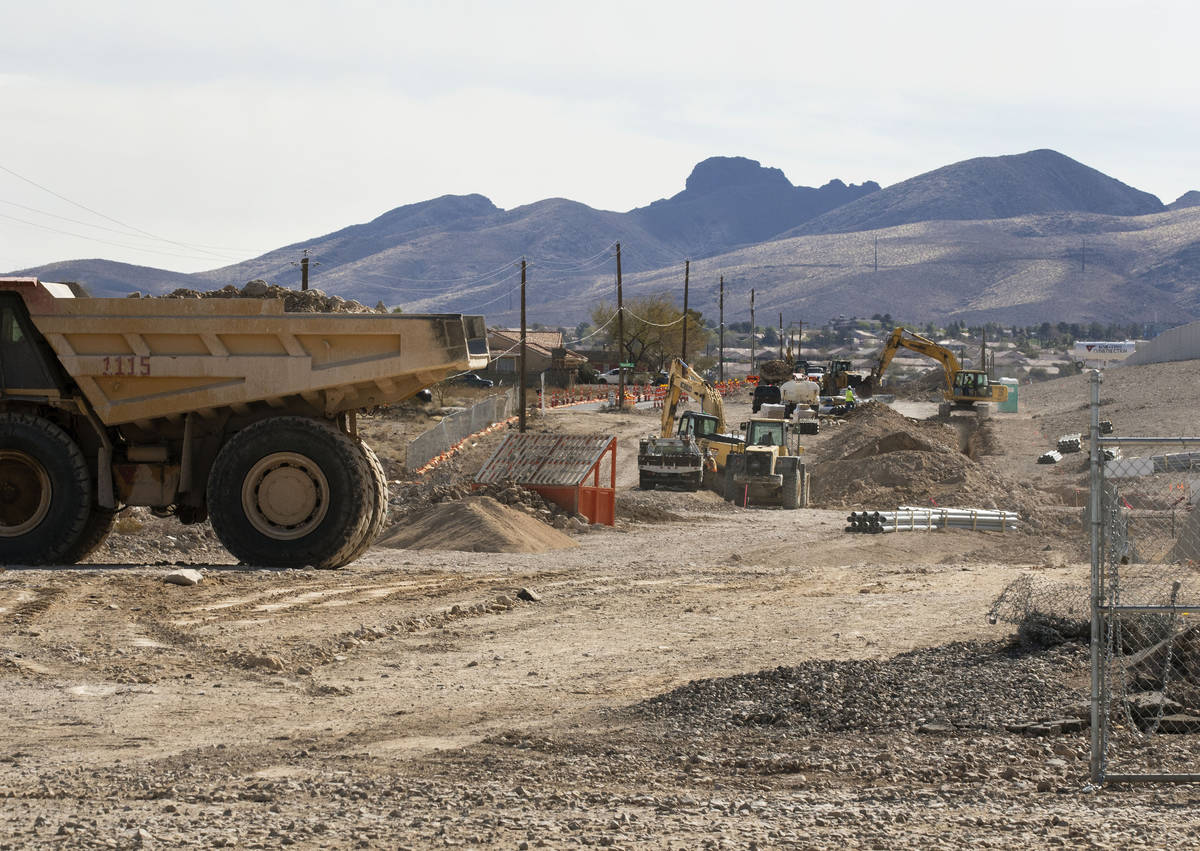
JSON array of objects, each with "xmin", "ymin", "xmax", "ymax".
[
  {"xmin": 750, "ymin": 288, "xmax": 756, "ymax": 373},
  {"xmin": 874, "ymin": 235, "xmax": 878, "ymax": 272},
  {"xmin": 778, "ymin": 312, "xmax": 784, "ymax": 360},
  {"xmin": 616, "ymin": 242, "xmax": 624, "ymax": 411},
  {"xmin": 718, "ymin": 275, "xmax": 725, "ymax": 382},
  {"xmin": 518, "ymin": 258, "xmax": 527, "ymax": 433},
  {"xmin": 681, "ymin": 259, "xmax": 690, "ymax": 364},
  {"xmin": 298, "ymin": 249, "xmax": 314, "ymax": 291}
]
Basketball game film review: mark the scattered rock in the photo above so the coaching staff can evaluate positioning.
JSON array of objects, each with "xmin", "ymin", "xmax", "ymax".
[
  {"xmin": 516, "ymin": 587, "xmax": 542, "ymax": 602},
  {"xmin": 163, "ymin": 569, "xmax": 203, "ymax": 586},
  {"xmin": 237, "ymin": 654, "xmax": 286, "ymax": 672}
]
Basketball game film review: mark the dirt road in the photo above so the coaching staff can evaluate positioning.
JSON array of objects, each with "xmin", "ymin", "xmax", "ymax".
[{"xmin": 1, "ymin": 370, "xmax": 1196, "ymax": 848}]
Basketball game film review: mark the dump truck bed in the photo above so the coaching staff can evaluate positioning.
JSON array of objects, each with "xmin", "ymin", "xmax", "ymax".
[{"xmin": 5, "ymin": 277, "xmax": 489, "ymax": 425}]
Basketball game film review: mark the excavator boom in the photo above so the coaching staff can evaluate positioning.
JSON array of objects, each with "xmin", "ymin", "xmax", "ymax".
[
  {"xmin": 871, "ymin": 327, "xmax": 1006, "ymax": 406},
  {"xmin": 872, "ymin": 327, "xmax": 961, "ymax": 395},
  {"xmin": 661, "ymin": 357, "xmax": 726, "ymax": 437}
]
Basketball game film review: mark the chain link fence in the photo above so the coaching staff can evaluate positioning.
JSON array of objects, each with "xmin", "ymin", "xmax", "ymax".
[
  {"xmin": 406, "ymin": 392, "xmax": 513, "ymax": 472},
  {"xmin": 1088, "ymin": 372, "xmax": 1200, "ymax": 783}
]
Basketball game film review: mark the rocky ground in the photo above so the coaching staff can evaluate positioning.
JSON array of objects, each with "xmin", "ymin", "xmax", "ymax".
[{"xmin": 2, "ymin": 363, "xmax": 1200, "ymax": 848}]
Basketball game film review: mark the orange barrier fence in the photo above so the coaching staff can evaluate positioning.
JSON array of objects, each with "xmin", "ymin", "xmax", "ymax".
[
  {"xmin": 413, "ymin": 416, "xmax": 518, "ymax": 477},
  {"xmin": 537, "ymin": 378, "xmax": 753, "ymax": 410}
]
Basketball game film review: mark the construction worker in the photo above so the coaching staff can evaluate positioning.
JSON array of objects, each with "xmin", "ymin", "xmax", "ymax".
[{"xmin": 844, "ymin": 386, "xmax": 855, "ymax": 404}]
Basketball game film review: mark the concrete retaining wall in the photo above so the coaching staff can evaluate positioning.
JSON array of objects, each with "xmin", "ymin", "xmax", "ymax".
[{"xmin": 1122, "ymin": 321, "xmax": 1200, "ymax": 366}]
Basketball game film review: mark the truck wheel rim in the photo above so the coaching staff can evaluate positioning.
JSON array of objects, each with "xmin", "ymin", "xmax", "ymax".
[
  {"xmin": 0, "ymin": 450, "xmax": 52, "ymax": 537},
  {"xmin": 242, "ymin": 452, "xmax": 330, "ymax": 541}
]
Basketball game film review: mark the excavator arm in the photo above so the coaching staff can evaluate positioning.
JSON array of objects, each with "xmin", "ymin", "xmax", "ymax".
[
  {"xmin": 661, "ymin": 357, "xmax": 726, "ymax": 437},
  {"xmin": 871, "ymin": 327, "xmax": 962, "ymax": 395}
]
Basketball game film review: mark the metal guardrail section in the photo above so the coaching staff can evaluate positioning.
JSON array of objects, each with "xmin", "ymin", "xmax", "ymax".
[
  {"xmin": 1087, "ymin": 370, "xmax": 1200, "ymax": 784},
  {"xmin": 475, "ymin": 433, "xmax": 616, "ymax": 486}
]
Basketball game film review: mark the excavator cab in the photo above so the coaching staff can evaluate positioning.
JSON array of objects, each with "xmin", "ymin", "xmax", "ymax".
[
  {"xmin": 952, "ymin": 370, "xmax": 993, "ymax": 399},
  {"xmin": 677, "ymin": 411, "xmax": 721, "ymax": 439}
]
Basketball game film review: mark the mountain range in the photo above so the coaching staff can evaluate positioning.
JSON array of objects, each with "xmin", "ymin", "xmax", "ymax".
[{"xmin": 10, "ymin": 149, "xmax": 1200, "ymax": 329}]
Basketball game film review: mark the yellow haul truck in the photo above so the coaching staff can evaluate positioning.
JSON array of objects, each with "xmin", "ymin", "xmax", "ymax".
[{"xmin": 0, "ymin": 278, "xmax": 489, "ymax": 568}]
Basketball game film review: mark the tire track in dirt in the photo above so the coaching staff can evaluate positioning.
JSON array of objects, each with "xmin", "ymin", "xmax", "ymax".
[
  {"xmin": 125, "ymin": 570, "xmax": 568, "ymax": 678},
  {"xmin": 1, "ymin": 585, "xmax": 65, "ymax": 627}
]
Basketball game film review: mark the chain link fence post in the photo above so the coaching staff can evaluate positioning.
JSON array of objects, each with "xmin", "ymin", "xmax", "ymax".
[{"xmin": 1088, "ymin": 371, "xmax": 1200, "ymax": 783}]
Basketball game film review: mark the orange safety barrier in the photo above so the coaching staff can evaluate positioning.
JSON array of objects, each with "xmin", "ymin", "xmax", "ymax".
[
  {"xmin": 534, "ymin": 378, "xmax": 751, "ymax": 411},
  {"xmin": 414, "ymin": 416, "xmax": 518, "ymax": 477}
]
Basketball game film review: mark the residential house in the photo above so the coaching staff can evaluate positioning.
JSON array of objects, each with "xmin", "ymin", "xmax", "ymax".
[{"xmin": 486, "ymin": 329, "xmax": 588, "ymax": 386}]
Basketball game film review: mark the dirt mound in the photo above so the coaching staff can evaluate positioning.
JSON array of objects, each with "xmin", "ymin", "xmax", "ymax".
[
  {"xmin": 881, "ymin": 366, "xmax": 946, "ymax": 400},
  {"xmin": 814, "ymin": 401, "xmax": 958, "ymax": 463},
  {"xmin": 378, "ymin": 495, "xmax": 578, "ymax": 553},
  {"xmin": 809, "ymin": 401, "xmax": 1040, "ymax": 517},
  {"xmin": 757, "ymin": 359, "xmax": 793, "ymax": 383},
  {"xmin": 154, "ymin": 280, "xmax": 381, "ymax": 313},
  {"xmin": 842, "ymin": 430, "xmax": 943, "ymax": 460}
]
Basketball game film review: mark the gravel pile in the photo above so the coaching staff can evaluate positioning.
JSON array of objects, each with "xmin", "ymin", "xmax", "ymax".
[
  {"xmin": 632, "ymin": 640, "xmax": 1086, "ymax": 734},
  {"xmin": 154, "ymin": 280, "xmax": 381, "ymax": 313}
]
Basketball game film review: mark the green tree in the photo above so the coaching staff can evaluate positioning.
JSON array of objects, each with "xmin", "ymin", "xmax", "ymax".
[{"xmin": 590, "ymin": 294, "xmax": 712, "ymax": 370}]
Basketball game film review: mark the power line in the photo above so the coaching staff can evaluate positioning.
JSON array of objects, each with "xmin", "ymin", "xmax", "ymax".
[
  {"xmin": 0, "ymin": 162, "xmax": 245, "ymax": 261},
  {"xmin": 0, "ymin": 211, "xmax": 252, "ymax": 264},
  {"xmin": 622, "ymin": 308, "xmax": 685, "ymax": 327},
  {"xmin": 0, "ymin": 199, "xmax": 246, "ymax": 262}
]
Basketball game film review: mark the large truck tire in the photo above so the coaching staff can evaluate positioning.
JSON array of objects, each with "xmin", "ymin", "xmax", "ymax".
[
  {"xmin": 781, "ymin": 469, "xmax": 801, "ymax": 510},
  {"xmin": 687, "ymin": 470, "xmax": 703, "ymax": 492},
  {"xmin": 638, "ymin": 472, "xmax": 655, "ymax": 490},
  {"xmin": 723, "ymin": 456, "xmax": 742, "ymax": 503},
  {"xmin": 60, "ymin": 506, "xmax": 118, "ymax": 564},
  {"xmin": 207, "ymin": 416, "xmax": 374, "ymax": 569},
  {"xmin": 0, "ymin": 413, "xmax": 93, "ymax": 565},
  {"xmin": 340, "ymin": 441, "xmax": 389, "ymax": 565}
]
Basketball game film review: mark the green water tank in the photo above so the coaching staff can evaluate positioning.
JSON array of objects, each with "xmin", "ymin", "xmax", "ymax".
[{"xmin": 998, "ymin": 377, "xmax": 1019, "ymax": 413}]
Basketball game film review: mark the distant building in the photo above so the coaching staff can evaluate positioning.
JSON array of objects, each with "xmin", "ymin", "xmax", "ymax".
[{"xmin": 485, "ymin": 329, "xmax": 587, "ymax": 384}]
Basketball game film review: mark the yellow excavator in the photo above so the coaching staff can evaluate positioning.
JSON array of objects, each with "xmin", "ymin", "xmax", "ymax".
[
  {"xmin": 869, "ymin": 327, "xmax": 1008, "ymax": 413},
  {"xmin": 638, "ymin": 358, "xmax": 741, "ymax": 490}
]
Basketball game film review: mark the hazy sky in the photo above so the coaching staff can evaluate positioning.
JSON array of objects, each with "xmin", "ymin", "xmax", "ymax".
[{"xmin": 2, "ymin": 0, "xmax": 1196, "ymax": 274}]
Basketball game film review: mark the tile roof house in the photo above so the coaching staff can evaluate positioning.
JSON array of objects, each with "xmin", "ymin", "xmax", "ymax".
[{"xmin": 486, "ymin": 329, "xmax": 588, "ymax": 382}]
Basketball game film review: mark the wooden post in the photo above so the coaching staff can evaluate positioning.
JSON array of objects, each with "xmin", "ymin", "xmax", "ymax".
[
  {"xmin": 616, "ymin": 242, "xmax": 624, "ymax": 411},
  {"xmin": 519, "ymin": 258, "xmax": 527, "ymax": 432},
  {"xmin": 681, "ymin": 259, "xmax": 690, "ymax": 363},
  {"xmin": 719, "ymin": 275, "xmax": 725, "ymax": 382},
  {"xmin": 750, "ymin": 288, "xmax": 755, "ymax": 374}
]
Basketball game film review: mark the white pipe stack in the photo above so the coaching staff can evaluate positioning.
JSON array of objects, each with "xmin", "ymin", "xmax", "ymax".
[{"xmin": 846, "ymin": 506, "xmax": 1019, "ymax": 533}]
